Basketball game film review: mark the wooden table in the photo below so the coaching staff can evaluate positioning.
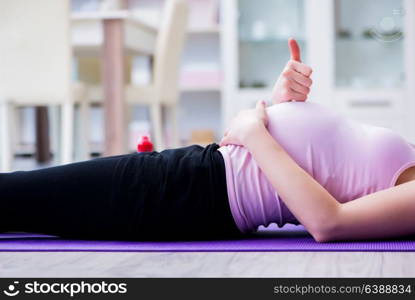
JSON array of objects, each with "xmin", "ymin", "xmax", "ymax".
[{"xmin": 36, "ymin": 11, "xmax": 157, "ymax": 160}]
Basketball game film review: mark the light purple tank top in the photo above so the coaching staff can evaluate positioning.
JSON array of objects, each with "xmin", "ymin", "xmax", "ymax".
[{"xmin": 218, "ymin": 102, "xmax": 415, "ymax": 234}]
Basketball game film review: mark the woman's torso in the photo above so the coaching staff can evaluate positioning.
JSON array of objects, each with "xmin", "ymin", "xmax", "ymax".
[{"xmin": 219, "ymin": 102, "xmax": 415, "ymax": 233}]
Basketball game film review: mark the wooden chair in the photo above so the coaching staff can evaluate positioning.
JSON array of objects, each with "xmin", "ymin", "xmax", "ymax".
[
  {"xmin": 127, "ymin": 0, "xmax": 189, "ymax": 150},
  {"xmin": 0, "ymin": 0, "xmax": 85, "ymax": 171},
  {"xmin": 82, "ymin": 0, "xmax": 189, "ymax": 153}
]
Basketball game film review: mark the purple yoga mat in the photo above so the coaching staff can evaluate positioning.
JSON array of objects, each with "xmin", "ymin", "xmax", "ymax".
[{"xmin": 0, "ymin": 224, "xmax": 414, "ymax": 252}]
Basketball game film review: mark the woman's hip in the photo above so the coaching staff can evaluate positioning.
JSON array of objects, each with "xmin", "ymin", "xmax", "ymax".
[{"xmin": 119, "ymin": 143, "xmax": 243, "ymax": 240}]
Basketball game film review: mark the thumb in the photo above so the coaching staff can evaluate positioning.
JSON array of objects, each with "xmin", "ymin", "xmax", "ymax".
[
  {"xmin": 219, "ymin": 135, "xmax": 230, "ymax": 147},
  {"xmin": 255, "ymin": 100, "xmax": 266, "ymax": 110},
  {"xmin": 288, "ymin": 38, "xmax": 301, "ymax": 62},
  {"xmin": 223, "ymin": 129, "xmax": 229, "ymax": 137},
  {"xmin": 256, "ymin": 100, "xmax": 269, "ymax": 126}
]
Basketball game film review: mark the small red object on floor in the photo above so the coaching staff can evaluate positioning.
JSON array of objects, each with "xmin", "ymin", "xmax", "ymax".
[{"xmin": 137, "ymin": 135, "xmax": 154, "ymax": 152}]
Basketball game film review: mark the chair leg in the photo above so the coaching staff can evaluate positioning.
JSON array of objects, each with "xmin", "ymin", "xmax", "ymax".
[
  {"xmin": 0, "ymin": 101, "xmax": 13, "ymax": 172},
  {"xmin": 169, "ymin": 105, "xmax": 180, "ymax": 148},
  {"xmin": 60, "ymin": 102, "xmax": 74, "ymax": 165},
  {"xmin": 78, "ymin": 99, "xmax": 91, "ymax": 160},
  {"xmin": 125, "ymin": 103, "xmax": 134, "ymax": 152},
  {"xmin": 49, "ymin": 105, "xmax": 60, "ymax": 163},
  {"xmin": 150, "ymin": 103, "xmax": 164, "ymax": 151},
  {"xmin": 13, "ymin": 107, "xmax": 22, "ymax": 155}
]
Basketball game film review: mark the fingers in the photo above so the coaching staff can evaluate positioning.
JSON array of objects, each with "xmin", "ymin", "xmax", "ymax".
[
  {"xmin": 288, "ymin": 38, "xmax": 301, "ymax": 62},
  {"xmin": 289, "ymin": 79, "xmax": 310, "ymax": 95},
  {"xmin": 276, "ymin": 67, "xmax": 312, "ymax": 103},
  {"xmin": 278, "ymin": 87, "xmax": 307, "ymax": 102},
  {"xmin": 287, "ymin": 60, "xmax": 312, "ymax": 77},
  {"xmin": 287, "ymin": 88, "xmax": 307, "ymax": 102},
  {"xmin": 283, "ymin": 68, "xmax": 312, "ymax": 87},
  {"xmin": 219, "ymin": 135, "xmax": 234, "ymax": 147},
  {"xmin": 255, "ymin": 100, "xmax": 269, "ymax": 127},
  {"xmin": 255, "ymin": 99, "xmax": 266, "ymax": 110},
  {"xmin": 271, "ymin": 38, "xmax": 312, "ymax": 104},
  {"xmin": 219, "ymin": 136, "xmax": 227, "ymax": 147},
  {"xmin": 278, "ymin": 76, "xmax": 310, "ymax": 102}
]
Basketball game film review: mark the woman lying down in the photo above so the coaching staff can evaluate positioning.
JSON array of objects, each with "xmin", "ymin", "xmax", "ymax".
[{"xmin": 1, "ymin": 39, "xmax": 415, "ymax": 242}]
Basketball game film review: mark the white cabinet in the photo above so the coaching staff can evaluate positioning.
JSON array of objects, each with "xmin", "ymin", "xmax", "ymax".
[
  {"xmin": 221, "ymin": 0, "xmax": 415, "ymax": 142},
  {"xmin": 221, "ymin": 0, "xmax": 307, "ymax": 126},
  {"xmin": 331, "ymin": 0, "xmax": 415, "ymax": 142},
  {"xmin": 237, "ymin": 0, "xmax": 306, "ymax": 89},
  {"xmin": 334, "ymin": 0, "xmax": 405, "ymax": 89}
]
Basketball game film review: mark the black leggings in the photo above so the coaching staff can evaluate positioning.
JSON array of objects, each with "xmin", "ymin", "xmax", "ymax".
[{"xmin": 0, "ymin": 143, "xmax": 244, "ymax": 241}]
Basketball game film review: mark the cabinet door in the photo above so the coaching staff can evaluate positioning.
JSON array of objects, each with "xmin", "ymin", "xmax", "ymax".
[
  {"xmin": 237, "ymin": 0, "xmax": 306, "ymax": 90},
  {"xmin": 335, "ymin": 0, "xmax": 405, "ymax": 89},
  {"xmin": 333, "ymin": 0, "xmax": 409, "ymax": 139}
]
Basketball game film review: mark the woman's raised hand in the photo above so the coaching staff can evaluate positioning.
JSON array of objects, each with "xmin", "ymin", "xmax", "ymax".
[
  {"xmin": 220, "ymin": 100, "xmax": 268, "ymax": 147},
  {"xmin": 271, "ymin": 38, "xmax": 313, "ymax": 104}
]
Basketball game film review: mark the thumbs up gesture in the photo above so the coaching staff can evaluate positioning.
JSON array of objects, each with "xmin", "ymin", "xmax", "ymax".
[{"xmin": 271, "ymin": 38, "xmax": 313, "ymax": 104}]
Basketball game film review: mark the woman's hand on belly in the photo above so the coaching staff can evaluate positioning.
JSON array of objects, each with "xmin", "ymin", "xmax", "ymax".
[
  {"xmin": 220, "ymin": 100, "xmax": 268, "ymax": 147},
  {"xmin": 272, "ymin": 38, "xmax": 313, "ymax": 104}
]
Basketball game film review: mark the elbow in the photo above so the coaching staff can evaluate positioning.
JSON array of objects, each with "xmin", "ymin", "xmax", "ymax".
[
  {"xmin": 311, "ymin": 227, "xmax": 334, "ymax": 243},
  {"xmin": 308, "ymin": 212, "xmax": 340, "ymax": 243}
]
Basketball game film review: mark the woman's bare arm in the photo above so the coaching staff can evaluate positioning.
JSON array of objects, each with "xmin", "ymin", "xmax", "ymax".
[
  {"xmin": 243, "ymin": 126, "xmax": 340, "ymax": 242},
  {"xmin": 244, "ymin": 125, "xmax": 415, "ymax": 242},
  {"xmin": 332, "ymin": 181, "xmax": 415, "ymax": 241}
]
